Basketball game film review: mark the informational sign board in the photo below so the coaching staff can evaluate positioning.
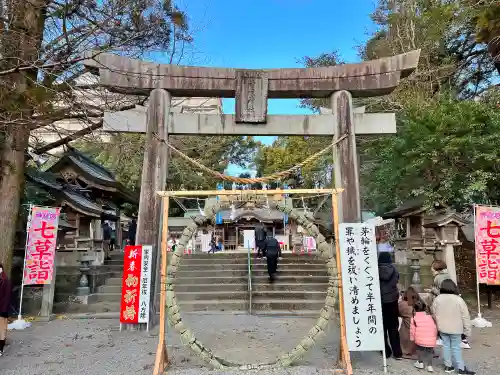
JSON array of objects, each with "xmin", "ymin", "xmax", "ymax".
[
  {"xmin": 244, "ymin": 230, "xmax": 255, "ymax": 249},
  {"xmin": 23, "ymin": 206, "xmax": 61, "ymax": 285},
  {"xmin": 120, "ymin": 245, "xmax": 153, "ymax": 325},
  {"xmin": 339, "ymin": 223, "xmax": 385, "ymax": 352},
  {"xmin": 303, "ymin": 236, "xmax": 317, "ymax": 250},
  {"xmin": 283, "ymin": 183, "xmax": 289, "ymax": 225},
  {"xmin": 475, "ymin": 205, "xmax": 500, "ymax": 284},
  {"xmin": 215, "ymin": 183, "xmax": 224, "ymax": 224}
]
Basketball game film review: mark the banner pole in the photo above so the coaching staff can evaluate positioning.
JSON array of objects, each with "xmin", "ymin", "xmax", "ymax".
[
  {"xmin": 473, "ymin": 204, "xmax": 482, "ymax": 318},
  {"xmin": 18, "ymin": 204, "xmax": 33, "ymax": 320},
  {"xmin": 332, "ymin": 193, "xmax": 353, "ymax": 375},
  {"xmin": 382, "ymin": 348, "xmax": 387, "ymax": 373}
]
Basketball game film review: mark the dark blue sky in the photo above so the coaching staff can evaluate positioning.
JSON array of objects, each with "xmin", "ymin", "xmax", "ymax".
[{"xmin": 164, "ymin": 0, "xmax": 378, "ymax": 174}]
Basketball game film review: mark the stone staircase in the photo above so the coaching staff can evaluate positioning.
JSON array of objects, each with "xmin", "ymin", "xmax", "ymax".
[
  {"xmin": 175, "ymin": 253, "xmax": 328, "ymax": 315},
  {"xmin": 85, "ymin": 252, "xmax": 329, "ymax": 315}
]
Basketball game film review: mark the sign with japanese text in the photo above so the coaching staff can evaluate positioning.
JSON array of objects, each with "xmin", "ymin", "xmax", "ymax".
[
  {"xmin": 23, "ymin": 206, "xmax": 61, "ymax": 285},
  {"xmin": 475, "ymin": 205, "xmax": 500, "ymax": 285},
  {"xmin": 339, "ymin": 223, "xmax": 385, "ymax": 352},
  {"xmin": 120, "ymin": 245, "xmax": 153, "ymax": 324},
  {"xmin": 216, "ymin": 183, "xmax": 223, "ymax": 225}
]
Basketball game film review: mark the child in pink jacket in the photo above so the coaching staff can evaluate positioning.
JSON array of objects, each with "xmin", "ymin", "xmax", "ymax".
[{"xmin": 410, "ymin": 301, "xmax": 438, "ymax": 372}]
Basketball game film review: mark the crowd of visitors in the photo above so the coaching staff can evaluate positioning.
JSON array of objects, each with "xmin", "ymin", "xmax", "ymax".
[{"xmin": 378, "ymin": 253, "xmax": 476, "ymax": 374}]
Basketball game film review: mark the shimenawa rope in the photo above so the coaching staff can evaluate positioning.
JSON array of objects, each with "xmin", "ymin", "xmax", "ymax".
[{"xmin": 153, "ymin": 133, "xmax": 348, "ymax": 184}]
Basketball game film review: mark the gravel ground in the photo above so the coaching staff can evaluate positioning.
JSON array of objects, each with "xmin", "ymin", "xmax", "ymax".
[{"xmin": 1, "ymin": 312, "xmax": 498, "ymax": 375}]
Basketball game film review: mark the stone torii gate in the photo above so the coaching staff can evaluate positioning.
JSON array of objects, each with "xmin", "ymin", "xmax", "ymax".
[{"xmin": 82, "ymin": 49, "xmax": 420, "ymax": 320}]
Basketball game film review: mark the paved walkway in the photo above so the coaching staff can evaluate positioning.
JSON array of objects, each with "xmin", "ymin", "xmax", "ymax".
[{"xmin": 1, "ymin": 312, "xmax": 498, "ymax": 374}]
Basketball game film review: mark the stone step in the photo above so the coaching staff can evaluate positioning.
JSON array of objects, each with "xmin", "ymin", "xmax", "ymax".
[
  {"xmin": 104, "ymin": 259, "xmax": 124, "ymax": 266},
  {"xmin": 251, "ymin": 298, "xmax": 326, "ymax": 311},
  {"xmin": 251, "ymin": 282, "xmax": 329, "ymax": 292},
  {"xmin": 181, "ymin": 258, "xmax": 324, "ymax": 265},
  {"xmin": 176, "ymin": 263, "xmax": 326, "ymax": 271},
  {"xmin": 174, "ymin": 269, "xmax": 328, "ymax": 277},
  {"xmin": 174, "ymin": 253, "xmax": 321, "ymax": 260},
  {"xmin": 178, "ymin": 299, "xmax": 325, "ymax": 312},
  {"xmin": 98, "ymin": 282, "xmax": 329, "ymax": 294},
  {"xmin": 175, "ymin": 290, "xmax": 326, "ymax": 301},
  {"xmin": 104, "ymin": 275, "xmax": 329, "ymax": 287},
  {"xmin": 101, "ymin": 263, "xmax": 326, "ymax": 272}
]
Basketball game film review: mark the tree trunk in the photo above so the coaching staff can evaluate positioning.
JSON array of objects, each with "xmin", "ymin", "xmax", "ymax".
[
  {"xmin": 0, "ymin": 0, "xmax": 49, "ymax": 275},
  {"xmin": 0, "ymin": 127, "xmax": 30, "ymax": 274},
  {"xmin": 487, "ymin": 31, "xmax": 500, "ymax": 75}
]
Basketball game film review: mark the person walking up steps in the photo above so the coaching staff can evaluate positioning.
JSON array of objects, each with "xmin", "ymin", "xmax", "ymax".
[
  {"xmin": 432, "ymin": 279, "xmax": 475, "ymax": 375},
  {"xmin": 411, "ymin": 300, "xmax": 437, "ymax": 372},
  {"xmin": 262, "ymin": 235, "xmax": 280, "ymax": 283}
]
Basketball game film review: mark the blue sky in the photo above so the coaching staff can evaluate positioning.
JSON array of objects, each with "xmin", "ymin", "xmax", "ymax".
[{"xmin": 161, "ymin": 0, "xmax": 378, "ymax": 175}]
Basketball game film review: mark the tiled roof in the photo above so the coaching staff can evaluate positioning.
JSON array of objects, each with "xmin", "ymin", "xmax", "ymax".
[
  {"xmin": 220, "ymin": 208, "xmax": 285, "ymax": 221},
  {"xmin": 47, "ymin": 147, "xmax": 138, "ymax": 204},
  {"xmin": 25, "ymin": 168, "xmax": 119, "ymax": 219}
]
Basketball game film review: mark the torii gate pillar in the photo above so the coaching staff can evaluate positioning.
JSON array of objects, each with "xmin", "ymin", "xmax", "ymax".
[
  {"xmin": 136, "ymin": 89, "xmax": 171, "ymax": 329},
  {"xmin": 331, "ymin": 91, "xmax": 361, "ymax": 223}
]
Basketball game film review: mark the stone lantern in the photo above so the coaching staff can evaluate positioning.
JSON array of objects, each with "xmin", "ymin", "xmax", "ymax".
[{"xmin": 423, "ymin": 211, "xmax": 469, "ymax": 283}]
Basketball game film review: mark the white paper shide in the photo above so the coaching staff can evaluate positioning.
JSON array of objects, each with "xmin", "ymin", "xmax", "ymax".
[
  {"xmin": 138, "ymin": 245, "xmax": 153, "ymax": 324},
  {"xmin": 339, "ymin": 223, "xmax": 385, "ymax": 352}
]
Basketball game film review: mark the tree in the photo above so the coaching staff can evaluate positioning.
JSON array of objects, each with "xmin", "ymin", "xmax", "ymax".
[
  {"xmin": 473, "ymin": 0, "xmax": 500, "ymax": 73},
  {"xmin": 0, "ymin": 0, "xmax": 190, "ymax": 273},
  {"xmin": 360, "ymin": 98, "xmax": 500, "ymax": 214},
  {"xmin": 255, "ymin": 137, "xmax": 333, "ymax": 189},
  {"xmin": 295, "ymin": 0, "xmax": 500, "ymax": 216},
  {"xmin": 360, "ymin": 0, "xmax": 497, "ymax": 103}
]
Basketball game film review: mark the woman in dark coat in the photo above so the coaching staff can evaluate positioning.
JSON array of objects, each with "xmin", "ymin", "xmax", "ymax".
[
  {"xmin": 378, "ymin": 252, "xmax": 403, "ymax": 359},
  {"xmin": 0, "ymin": 263, "xmax": 11, "ymax": 356}
]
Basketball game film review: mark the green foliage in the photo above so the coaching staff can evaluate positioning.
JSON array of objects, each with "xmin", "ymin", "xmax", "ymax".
[
  {"xmin": 360, "ymin": 0, "xmax": 497, "ymax": 102},
  {"xmin": 474, "ymin": 1, "xmax": 500, "ymax": 43},
  {"xmin": 360, "ymin": 98, "xmax": 500, "ymax": 214},
  {"xmin": 255, "ymin": 137, "xmax": 332, "ymax": 188}
]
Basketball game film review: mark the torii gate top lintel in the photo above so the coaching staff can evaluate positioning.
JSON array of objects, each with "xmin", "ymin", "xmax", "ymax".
[{"xmin": 82, "ymin": 50, "xmax": 421, "ymax": 100}]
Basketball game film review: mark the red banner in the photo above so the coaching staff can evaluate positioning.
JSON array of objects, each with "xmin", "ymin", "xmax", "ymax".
[
  {"xmin": 23, "ymin": 206, "xmax": 61, "ymax": 285},
  {"xmin": 475, "ymin": 205, "xmax": 500, "ymax": 285},
  {"xmin": 120, "ymin": 245, "xmax": 143, "ymax": 323}
]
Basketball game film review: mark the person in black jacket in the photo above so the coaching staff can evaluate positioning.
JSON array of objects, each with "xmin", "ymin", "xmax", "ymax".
[
  {"xmin": 255, "ymin": 223, "xmax": 267, "ymax": 258},
  {"xmin": 128, "ymin": 218, "xmax": 137, "ymax": 246},
  {"xmin": 262, "ymin": 236, "xmax": 280, "ymax": 283},
  {"xmin": 378, "ymin": 252, "xmax": 403, "ymax": 360}
]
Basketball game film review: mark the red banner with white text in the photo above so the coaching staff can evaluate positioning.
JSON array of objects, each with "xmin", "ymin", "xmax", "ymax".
[
  {"xmin": 475, "ymin": 205, "xmax": 500, "ymax": 285},
  {"xmin": 120, "ymin": 245, "xmax": 143, "ymax": 323},
  {"xmin": 23, "ymin": 206, "xmax": 61, "ymax": 285}
]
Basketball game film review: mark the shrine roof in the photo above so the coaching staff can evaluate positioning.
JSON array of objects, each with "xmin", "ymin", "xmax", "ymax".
[
  {"xmin": 220, "ymin": 208, "xmax": 284, "ymax": 222},
  {"xmin": 47, "ymin": 147, "xmax": 138, "ymax": 204},
  {"xmin": 25, "ymin": 167, "xmax": 119, "ymax": 219},
  {"xmin": 26, "ymin": 166, "xmax": 63, "ymax": 191},
  {"xmin": 382, "ymin": 197, "xmax": 447, "ymax": 219},
  {"xmin": 423, "ymin": 211, "xmax": 469, "ymax": 228}
]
